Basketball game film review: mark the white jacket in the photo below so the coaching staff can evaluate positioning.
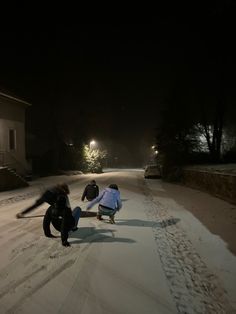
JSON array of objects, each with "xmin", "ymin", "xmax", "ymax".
[{"xmin": 87, "ymin": 188, "xmax": 122, "ymax": 210}]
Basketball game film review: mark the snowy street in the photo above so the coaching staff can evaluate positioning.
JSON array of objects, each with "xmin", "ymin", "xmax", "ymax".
[{"xmin": 0, "ymin": 169, "xmax": 235, "ymax": 314}]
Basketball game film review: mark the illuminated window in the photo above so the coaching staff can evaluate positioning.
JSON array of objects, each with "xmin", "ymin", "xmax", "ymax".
[{"xmin": 9, "ymin": 129, "xmax": 16, "ymax": 150}]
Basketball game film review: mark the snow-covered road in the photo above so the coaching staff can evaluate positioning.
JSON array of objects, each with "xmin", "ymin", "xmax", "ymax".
[{"xmin": 0, "ymin": 170, "xmax": 235, "ymax": 313}]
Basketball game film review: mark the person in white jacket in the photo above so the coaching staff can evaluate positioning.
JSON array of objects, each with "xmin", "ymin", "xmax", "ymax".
[{"xmin": 86, "ymin": 184, "xmax": 122, "ymax": 223}]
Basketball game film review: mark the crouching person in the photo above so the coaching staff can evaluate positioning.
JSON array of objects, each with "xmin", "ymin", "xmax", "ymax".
[
  {"xmin": 43, "ymin": 194, "xmax": 81, "ymax": 247},
  {"xmin": 86, "ymin": 184, "xmax": 122, "ymax": 224}
]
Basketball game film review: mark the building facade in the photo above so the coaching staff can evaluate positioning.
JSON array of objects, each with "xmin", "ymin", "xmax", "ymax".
[{"xmin": 0, "ymin": 91, "xmax": 31, "ymax": 175}]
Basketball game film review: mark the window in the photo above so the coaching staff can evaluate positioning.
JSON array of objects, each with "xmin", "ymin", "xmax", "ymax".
[{"xmin": 9, "ymin": 129, "xmax": 16, "ymax": 150}]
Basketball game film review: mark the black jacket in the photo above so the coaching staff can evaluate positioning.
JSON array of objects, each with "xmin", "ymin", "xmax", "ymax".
[
  {"xmin": 81, "ymin": 183, "xmax": 99, "ymax": 201},
  {"xmin": 43, "ymin": 195, "xmax": 75, "ymax": 243},
  {"xmin": 42, "ymin": 187, "xmax": 62, "ymax": 205},
  {"xmin": 21, "ymin": 187, "xmax": 64, "ymax": 215}
]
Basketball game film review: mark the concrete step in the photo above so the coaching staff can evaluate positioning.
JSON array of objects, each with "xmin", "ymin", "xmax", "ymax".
[{"xmin": 0, "ymin": 167, "xmax": 29, "ymax": 191}]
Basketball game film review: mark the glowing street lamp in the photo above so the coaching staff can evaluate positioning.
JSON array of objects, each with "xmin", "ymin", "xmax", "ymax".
[{"xmin": 89, "ymin": 140, "xmax": 96, "ymax": 150}]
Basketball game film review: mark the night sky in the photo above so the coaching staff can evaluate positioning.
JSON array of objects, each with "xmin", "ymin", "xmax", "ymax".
[{"xmin": 1, "ymin": 3, "xmax": 236, "ymax": 166}]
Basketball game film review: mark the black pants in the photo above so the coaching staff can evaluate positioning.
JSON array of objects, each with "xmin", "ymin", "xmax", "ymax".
[{"xmin": 21, "ymin": 197, "xmax": 45, "ymax": 215}]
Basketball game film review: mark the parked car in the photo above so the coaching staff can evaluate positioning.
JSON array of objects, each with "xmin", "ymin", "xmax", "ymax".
[{"xmin": 144, "ymin": 165, "xmax": 161, "ymax": 179}]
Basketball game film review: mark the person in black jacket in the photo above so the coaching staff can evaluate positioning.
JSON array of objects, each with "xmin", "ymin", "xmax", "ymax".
[
  {"xmin": 43, "ymin": 194, "xmax": 81, "ymax": 247},
  {"xmin": 81, "ymin": 180, "xmax": 99, "ymax": 202},
  {"xmin": 16, "ymin": 183, "xmax": 70, "ymax": 219}
]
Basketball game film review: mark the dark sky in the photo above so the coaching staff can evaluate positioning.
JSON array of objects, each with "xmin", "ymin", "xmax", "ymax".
[{"xmin": 1, "ymin": 4, "xmax": 236, "ymax": 166}]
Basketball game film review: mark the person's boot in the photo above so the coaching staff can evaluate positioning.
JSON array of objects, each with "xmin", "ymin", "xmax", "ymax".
[
  {"xmin": 71, "ymin": 227, "xmax": 78, "ymax": 232},
  {"xmin": 45, "ymin": 233, "xmax": 57, "ymax": 238},
  {"xmin": 109, "ymin": 215, "xmax": 115, "ymax": 224},
  {"xmin": 97, "ymin": 214, "xmax": 103, "ymax": 220},
  {"xmin": 16, "ymin": 213, "xmax": 24, "ymax": 219}
]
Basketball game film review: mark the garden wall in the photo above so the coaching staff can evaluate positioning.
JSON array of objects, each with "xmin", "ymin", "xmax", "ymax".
[{"xmin": 182, "ymin": 166, "xmax": 236, "ymax": 205}]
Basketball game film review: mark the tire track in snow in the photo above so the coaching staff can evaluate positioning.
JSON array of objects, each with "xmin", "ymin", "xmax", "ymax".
[{"xmin": 142, "ymin": 180, "xmax": 234, "ymax": 314}]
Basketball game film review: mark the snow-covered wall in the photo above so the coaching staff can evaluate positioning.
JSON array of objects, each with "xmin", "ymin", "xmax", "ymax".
[{"xmin": 182, "ymin": 166, "xmax": 236, "ymax": 205}]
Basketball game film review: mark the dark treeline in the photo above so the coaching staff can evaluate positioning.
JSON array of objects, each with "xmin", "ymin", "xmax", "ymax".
[{"xmin": 154, "ymin": 3, "xmax": 236, "ymax": 180}]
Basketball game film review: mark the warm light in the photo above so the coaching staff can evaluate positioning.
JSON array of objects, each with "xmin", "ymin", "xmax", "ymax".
[
  {"xmin": 155, "ymin": 150, "xmax": 158, "ymax": 154},
  {"xmin": 90, "ymin": 140, "xmax": 96, "ymax": 149}
]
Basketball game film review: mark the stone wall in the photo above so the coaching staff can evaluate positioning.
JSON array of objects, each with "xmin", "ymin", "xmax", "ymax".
[{"xmin": 182, "ymin": 167, "xmax": 236, "ymax": 205}]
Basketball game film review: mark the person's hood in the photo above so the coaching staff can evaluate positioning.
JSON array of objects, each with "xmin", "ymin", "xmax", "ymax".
[{"xmin": 105, "ymin": 188, "xmax": 119, "ymax": 194}]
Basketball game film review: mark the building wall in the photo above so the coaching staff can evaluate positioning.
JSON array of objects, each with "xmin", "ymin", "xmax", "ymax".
[
  {"xmin": 0, "ymin": 96, "xmax": 26, "ymax": 122},
  {"xmin": 0, "ymin": 94, "xmax": 30, "ymax": 174}
]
